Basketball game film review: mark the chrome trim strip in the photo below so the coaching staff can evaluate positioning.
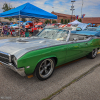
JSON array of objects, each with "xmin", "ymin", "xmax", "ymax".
[
  {"xmin": 0, "ymin": 51, "xmax": 10, "ymax": 55},
  {"xmin": 0, "ymin": 56, "xmax": 9, "ymax": 60},
  {"xmin": 9, "ymin": 54, "xmax": 11, "ymax": 62},
  {"xmin": 0, "ymin": 61, "xmax": 26, "ymax": 76}
]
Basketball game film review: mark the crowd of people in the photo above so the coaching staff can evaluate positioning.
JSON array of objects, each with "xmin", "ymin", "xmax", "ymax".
[
  {"xmin": 0, "ymin": 23, "xmax": 42, "ymax": 37},
  {"xmin": 0, "ymin": 25, "xmax": 26, "ymax": 37},
  {"xmin": 0, "ymin": 21, "xmax": 99, "ymax": 38}
]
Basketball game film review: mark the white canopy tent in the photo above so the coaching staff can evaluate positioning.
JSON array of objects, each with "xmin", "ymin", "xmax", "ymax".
[{"xmin": 68, "ymin": 20, "xmax": 82, "ymax": 25}]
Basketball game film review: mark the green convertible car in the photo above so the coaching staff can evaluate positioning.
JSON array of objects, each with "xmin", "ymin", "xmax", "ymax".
[{"xmin": 0, "ymin": 28, "xmax": 100, "ymax": 80}]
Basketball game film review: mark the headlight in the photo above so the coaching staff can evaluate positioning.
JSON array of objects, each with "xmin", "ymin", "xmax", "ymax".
[{"xmin": 13, "ymin": 56, "xmax": 17, "ymax": 66}]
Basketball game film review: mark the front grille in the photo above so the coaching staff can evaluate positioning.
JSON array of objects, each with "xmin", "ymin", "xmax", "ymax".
[
  {"xmin": 0, "ymin": 53, "xmax": 9, "ymax": 59},
  {"xmin": 0, "ymin": 51, "xmax": 10, "ymax": 64}
]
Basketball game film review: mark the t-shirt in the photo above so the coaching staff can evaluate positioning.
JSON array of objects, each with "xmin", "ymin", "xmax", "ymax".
[
  {"xmin": 3, "ymin": 26, "xmax": 9, "ymax": 34},
  {"xmin": 20, "ymin": 32, "xmax": 25, "ymax": 35}
]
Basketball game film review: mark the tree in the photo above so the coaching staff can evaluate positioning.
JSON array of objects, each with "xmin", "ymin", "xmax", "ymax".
[
  {"xmin": 2, "ymin": 3, "xmax": 14, "ymax": 21},
  {"xmin": 68, "ymin": 19, "xmax": 70, "ymax": 23},
  {"xmin": 78, "ymin": 19, "xmax": 82, "ymax": 22},
  {"xmin": 52, "ymin": 20, "xmax": 57, "ymax": 23},
  {"xmin": 78, "ymin": 19, "xmax": 80, "ymax": 21},
  {"xmin": 79, "ymin": 19, "xmax": 82, "ymax": 22},
  {"xmin": 45, "ymin": 20, "xmax": 50, "ymax": 24},
  {"xmin": 64, "ymin": 19, "xmax": 67, "ymax": 24},
  {"xmin": 61, "ymin": 19, "xmax": 63, "ymax": 24},
  {"xmin": 2, "ymin": 3, "xmax": 12, "ymax": 12}
]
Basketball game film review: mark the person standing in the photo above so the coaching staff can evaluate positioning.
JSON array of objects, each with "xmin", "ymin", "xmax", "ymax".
[
  {"xmin": 20, "ymin": 29, "xmax": 25, "ymax": 37},
  {"xmin": 2, "ymin": 25, "xmax": 10, "ymax": 36}
]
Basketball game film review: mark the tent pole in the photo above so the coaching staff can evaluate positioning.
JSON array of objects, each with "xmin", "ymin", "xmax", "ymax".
[{"xmin": 19, "ymin": 15, "xmax": 21, "ymax": 37}]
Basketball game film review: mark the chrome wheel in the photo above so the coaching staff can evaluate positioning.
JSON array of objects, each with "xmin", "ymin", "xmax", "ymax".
[
  {"xmin": 87, "ymin": 48, "xmax": 98, "ymax": 59},
  {"xmin": 35, "ymin": 58, "xmax": 55, "ymax": 80},
  {"xmin": 39, "ymin": 59, "xmax": 54, "ymax": 78},
  {"xmin": 92, "ymin": 49, "xmax": 97, "ymax": 58}
]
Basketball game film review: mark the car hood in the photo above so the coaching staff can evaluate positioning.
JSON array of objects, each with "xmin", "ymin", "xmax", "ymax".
[{"xmin": 0, "ymin": 37, "xmax": 65, "ymax": 59}]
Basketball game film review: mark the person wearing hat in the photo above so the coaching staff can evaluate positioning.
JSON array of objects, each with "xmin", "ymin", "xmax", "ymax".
[{"xmin": 10, "ymin": 26, "xmax": 16, "ymax": 36}]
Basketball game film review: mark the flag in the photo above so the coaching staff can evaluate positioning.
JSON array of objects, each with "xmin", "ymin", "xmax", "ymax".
[
  {"xmin": 81, "ymin": 14, "xmax": 85, "ymax": 18},
  {"xmin": 76, "ymin": 15, "xmax": 79, "ymax": 19}
]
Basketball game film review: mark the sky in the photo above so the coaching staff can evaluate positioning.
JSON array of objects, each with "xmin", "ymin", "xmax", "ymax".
[{"xmin": 0, "ymin": 0, "xmax": 100, "ymax": 17}]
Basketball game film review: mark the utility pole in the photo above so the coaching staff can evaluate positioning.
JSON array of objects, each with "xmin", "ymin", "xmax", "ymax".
[
  {"xmin": 52, "ymin": 7, "xmax": 54, "ymax": 12},
  {"xmin": 70, "ymin": 0, "xmax": 75, "ymax": 22},
  {"xmin": 52, "ymin": 7, "xmax": 54, "ymax": 23},
  {"xmin": 81, "ymin": 0, "xmax": 83, "ymax": 17}
]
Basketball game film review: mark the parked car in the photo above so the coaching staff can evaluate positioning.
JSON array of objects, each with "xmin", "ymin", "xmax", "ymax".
[
  {"xmin": 71, "ymin": 27, "xmax": 100, "ymax": 37},
  {"xmin": 84, "ymin": 27, "xmax": 100, "ymax": 31},
  {"xmin": 0, "ymin": 28, "xmax": 100, "ymax": 80}
]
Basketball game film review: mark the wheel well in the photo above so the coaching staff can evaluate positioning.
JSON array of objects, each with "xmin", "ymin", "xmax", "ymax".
[
  {"xmin": 33, "ymin": 57, "xmax": 58, "ymax": 75},
  {"xmin": 51, "ymin": 57, "xmax": 58, "ymax": 65}
]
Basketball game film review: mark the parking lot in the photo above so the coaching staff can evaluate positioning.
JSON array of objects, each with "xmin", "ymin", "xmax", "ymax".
[{"xmin": 0, "ymin": 48, "xmax": 100, "ymax": 100}]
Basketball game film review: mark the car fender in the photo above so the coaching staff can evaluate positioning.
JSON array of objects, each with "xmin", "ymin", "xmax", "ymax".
[{"xmin": 37, "ymin": 55, "xmax": 57, "ymax": 66}]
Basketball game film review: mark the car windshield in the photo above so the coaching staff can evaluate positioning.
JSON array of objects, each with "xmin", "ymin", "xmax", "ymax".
[{"xmin": 37, "ymin": 28, "xmax": 69, "ymax": 41}]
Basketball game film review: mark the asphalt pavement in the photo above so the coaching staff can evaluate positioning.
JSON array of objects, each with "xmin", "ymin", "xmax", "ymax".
[
  {"xmin": 0, "ymin": 50, "xmax": 100, "ymax": 100},
  {"xmin": 51, "ymin": 65, "xmax": 100, "ymax": 100}
]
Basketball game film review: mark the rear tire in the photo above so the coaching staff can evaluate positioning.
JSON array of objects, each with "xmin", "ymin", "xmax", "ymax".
[
  {"xmin": 35, "ymin": 58, "xmax": 55, "ymax": 81},
  {"xmin": 87, "ymin": 48, "xmax": 98, "ymax": 59}
]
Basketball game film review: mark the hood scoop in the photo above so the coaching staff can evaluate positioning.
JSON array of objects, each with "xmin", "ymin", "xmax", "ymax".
[{"xmin": 17, "ymin": 39, "xmax": 28, "ymax": 42}]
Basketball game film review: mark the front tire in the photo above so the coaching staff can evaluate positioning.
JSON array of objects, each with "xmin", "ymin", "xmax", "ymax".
[
  {"xmin": 35, "ymin": 58, "xmax": 55, "ymax": 81},
  {"xmin": 87, "ymin": 48, "xmax": 98, "ymax": 59}
]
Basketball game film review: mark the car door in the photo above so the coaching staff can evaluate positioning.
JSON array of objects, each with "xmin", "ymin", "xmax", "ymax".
[
  {"xmin": 66, "ymin": 42, "xmax": 83, "ymax": 62},
  {"xmin": 77, "ymin": 41, "xmax": 90, "ymax": 56}
]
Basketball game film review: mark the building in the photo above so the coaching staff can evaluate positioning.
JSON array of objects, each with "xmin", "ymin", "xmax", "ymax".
[
  {"xmin": 51, "ymin": 11, "xmax": 76, "ymax": 23},
  {"xmin": 52, "ymin": 12, "xmax": 100, "ymax": 25},
  {"xmin": 82, "ymin": 17, "xmax": 100, "ymax": 26},
  {"xmin": 40, "ymin": 11, "xmax": 76, "ymax": 23},
  {"xmin": 40, "ymin": 12, "xmax": 100, "ymax": 26}
]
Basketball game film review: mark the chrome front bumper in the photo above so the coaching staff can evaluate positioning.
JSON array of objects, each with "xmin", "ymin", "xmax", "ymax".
[{"xmin": 0, "ymin": 61, "xmax": 26, "ymax": 76}]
